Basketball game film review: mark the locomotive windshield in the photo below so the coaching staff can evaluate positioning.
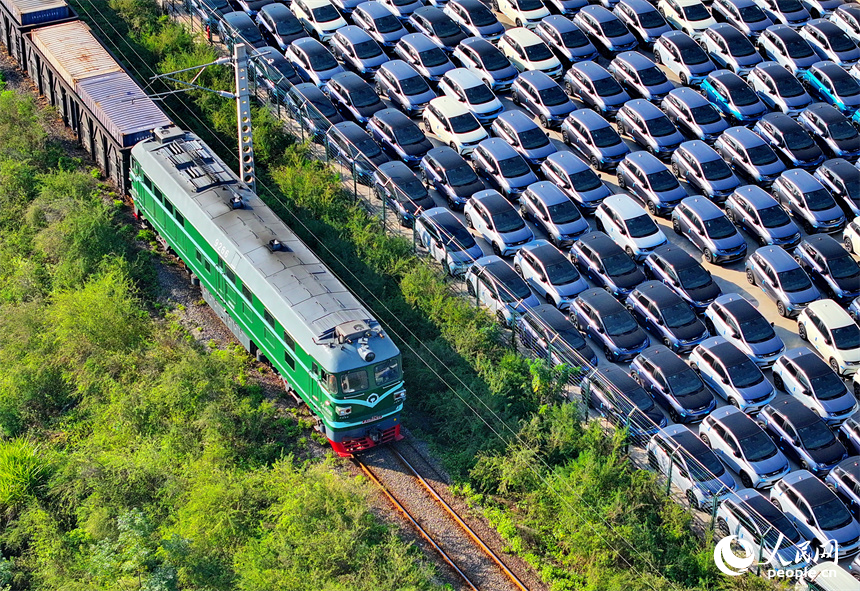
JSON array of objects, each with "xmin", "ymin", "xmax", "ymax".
[
  {"xmin": 374, "ymin": 358, "xmax": 401, "ymax": 386},
  {"xmin": 341, "ymin": 369, "xmax": 369, "ymax": 394}
]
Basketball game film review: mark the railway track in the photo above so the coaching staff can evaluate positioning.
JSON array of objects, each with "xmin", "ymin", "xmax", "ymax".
[{"xmin": 355, "ymin": 443, "xmax": 533, "ymax": 591}]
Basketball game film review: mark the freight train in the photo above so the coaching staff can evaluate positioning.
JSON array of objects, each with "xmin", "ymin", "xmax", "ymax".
[{"xmin": 0, "ymin": 0, "xmax": 404, "ymax": 455}]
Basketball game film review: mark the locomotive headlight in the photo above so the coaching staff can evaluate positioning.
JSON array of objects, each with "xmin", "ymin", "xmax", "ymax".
[
  {"xmin": 335, "ymin": 406, "xmax": 352, "ymax": 417},
  {"xmin": 394, "ymin": 391, "xmax": 406, "ymax": 403}
]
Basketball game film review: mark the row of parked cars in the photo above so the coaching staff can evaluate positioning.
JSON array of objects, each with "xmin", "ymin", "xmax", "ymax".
[{"xmin": 187, "ymin": 0, "xmax": 860, "ymax": 577}]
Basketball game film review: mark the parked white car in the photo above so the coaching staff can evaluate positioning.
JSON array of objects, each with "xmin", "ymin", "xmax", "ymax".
[
  {"xmin": 797, "ymin": 299, "xmax": 860, "ymax": 376},
  {"xmin": 422, "ymin": 97, "xmax": 488, "ymax": 155},
  {"xmin": 464, "ymin": 255, "xmax": 541, "ymax": 325},
  {"xmin": 512, "ymin": 240, "xmax": 589, "ymax": 309},
  {"xmin": 496, "ymin": 0, "xmax": 550, "ymax": 29},
  {"xmin": 772, "ymin": 347, "xmax": 858, "ymax": 424},
  {"xmin": 437, "ymin": 68, "xmax": 505, "ymax": 126},
  {"xmin": 843, "ymin": 214, "xmax": 860, "ymax": 253},
  {"xmin": 291, "ymin": 0, "xmax": 347, "ymax": 41},
  {"xmin": 653, "ymin": 30, "xmax": 716, "ymax": 86},
  {"xmin": 498, "ymin": 28, "xmax": 564, "ymax": 79},
  {"xmin": 594, "ymin": 194, "xmax": 668, "ymax": 260},
  {"xmin": 415, "ymin": 207, "xmax": 485, "ymax": 276},
  {"xmin": 658, "ymin": 0, "xmax": 717, "ymax": 38}
]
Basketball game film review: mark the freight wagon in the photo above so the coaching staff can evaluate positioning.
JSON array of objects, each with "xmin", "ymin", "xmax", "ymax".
[{"xmin": 0, "ymin": 0, "xmax": 75, "ymax": 64}]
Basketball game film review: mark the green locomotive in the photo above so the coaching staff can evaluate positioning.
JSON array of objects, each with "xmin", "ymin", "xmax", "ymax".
[{"xmin": 130, "ymin": 126, "xmax": 405, "ymax": 455}]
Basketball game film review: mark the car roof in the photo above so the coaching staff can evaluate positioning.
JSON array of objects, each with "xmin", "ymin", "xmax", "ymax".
[
  {"xmin": 804, "ymin": 18, "xmax": 845, "ymax": 36},
  {"xmin": 400, "ymin": 32, "xmax": 441, "ymax": 51},
  {"xmin": 498, "ymin": 109, "xmax": 541, "ymax": 131},
  {"xmin": 478, "ymin": 137, "xmax": 519, "ymax": 158},
  {"xmin": 733, "ymin": 490, "xmax": 786, "ymax": 525},
  {"xmin": 357, "ymin": 1, "xmax": 396, "ymax": 16},
  {"xmin": 633, "ymin": 280, "xmax": 683, "ymax": 307},
  {"xmin": 453, "ymin": 0, "xmax": 489, "ymax": 11},
  {"xmin": 527, "ymin": 181, "xmax": 570, "ymax": 205},
  {"xmin": 639, "ymin": 344, "xmax": 690, "ymax": 373},
  {"xmin": 755, "ymin": 244, "xmax": 801, "ymax": 271},
  {"xmin": 718, "ymin": 0, "xmax": 758, "ymax": 7},
  {"xmin": 504, "ymin": 27, "xmax": 544, "ymax": 45},
  {"xmin": 660, "ymin": 424, "xmax": 710, "ymax": 456},
  {"xmin": 602, "ymin": 193, "xmax": 646, "ymax": 218},
  {"xmin": 804, "ymin": 233, "xmax": 848, "ymax": 259},
  {"xmin": 759, "ymin": 111, "xmax": 804, "ymax": 133},
  {"xmin": 619, "ymin": 0, "xmax": 659, "ymax": 12},
  {"xmin": 380, "ymin": 59, "xmax": 421, "ymax": 78},
  {"xmin": 667, "ymin": 86, "xmax": 712, "ymax": 107},
  {"xmin": 835, "ymin": 456, "xmax": 860, "ymax": 478},
  {"xmin": 783, "ymin": 469, "xmax": 830, "ymax": 500},
  {"xmin": 336, "ymin": 24, "xmax": 375, "ymax": 43},
  {"xmin": 768, "ymin": 397, "xmax": 820, "ymax": 427},
  {"xmin": 291, "ymin": 36, "xmax": 327, "ymax": 52},
  {"xmin": 731, "ymin": 184, "xmax": 778, "ymax": 207},
  {"xmin": 422, "ymin": 206, "xmax": 466, "ymax": 233},
  {"xmin": 712, "ymin": 293, "xmax": 758, "ymax": 319},
  {"xmin": 767, "ymin": 23, "xmax": 802, "ymax": 41},
  {"xmin": 516, "ymin": 69, "xmax": 558, "ymax": 89},
  {"xmin": 624, "ymin": 151, "xmax": 668, "ymax": 174},
  {"xmin": 223, "ymin": 10, "xmax": 257, "ymax": 26},
  {"xmin": 426, "ymin": 145, "xmax": 467, "ymax": 168},
  {"xmin": 680, "ymin": 140, "xmax": 722, "ymax": 162},
  {"xmin": 260, "ymin": 3, "xmax": 294, "ymax": 18},
  {"xmin": 541, "ymin": 14, "xmax": 579, "ymax": 32},
  {"xmin": 331, "ymin": 70, "xmax": 372, "ymax": 89},
  {"xmin": 708, "ymin": 69, "xmax": 750, "ymax": 89},
  {"xmin": 753, "ymin": 62, "xmax": 799, "ymax": 83},
  {"xmin": 784, "ymin": 346, "xmax": 833, "ymax": 378},
  {"xmin": 412, "ymin": 5, "xmax": 446, "ymax": 20},
  {"xmin": 377, "ymin": 160, "xmax": 416, "ymax": 180},
  {"xmin": 806, "ymin": 298, "xmax": 855, "ymax": 327},
  {"xmin": 545, "ymin": 150, "xmax": 590, "ymax": 173},
  {"xmin": 566, "ymin": 109, "xmax": 612, "ymax": 130},
  {"xmin": 429, "ymin": 95, "xmax": 470, "ymax": 115},
  {"xmin": 479, "ymin": 256, "xmax": 523, "ymax": 285},
  {"xmin": 837, "ymin": 3, "xmax": 860, "ymax": 18},
  {"xmin": 597, "ymin": 365, "xmax": 643, "ymax": 394},
  {"xmin": 460, "ymin": 36, "xmax": 496, "ymax": 52},
  {"xmin": 661, "ymin": 29, "xmax": 699, "ymax": 48},
  {"xmin": 714, "ymin": 407, "xmax": 762, "ymax": 438},
  {"xmin": 709, "ymin": 22, "xmax": 748, "ymax": 40},
  {"xmin": 650, "ymin": 243, "xmax": 699, "ymax": 269},
  {"xmin": 812, "ymin": 60, "xmax": 855, "ymax": 80},
  {"xmin": 331, "ymin": 120, "xmax": 368, "ymax": 141},
  {"xmin": 803, "ymin": 101, "xmax": 849, "ymax": 123},
  {"xmin": 373, "ymin": 107, "xmax": 414, "ymax": 126},
  {"xmin": 577, "ymin": 287, "xmax": 625, "ymax": 312},
  {"xmin": 614, "ymin": 51, "xmax": 657, "ymax": 70},
  {"xmin": 579, "ymin": 5, "xmax": 620, "ymax": 22},
  {"xmin": 575, "ymin": 230, "xmax": 624, "ymax": 255},
  {"xmin": 821, "ymin": 157, "xmax": 860, "ymax": 181},
  {"xmin": 473, "ymin": 189, "xmax": 515, "ymax": 213},
  {"xmin": 305, "ymin": 0, "xmax": 335, "ymax": 7},
  {"xmin": 623, "ymin": 98, "xmax": 666, "ymax": 119},
  {"xmin": 721, "ymin": 125, "xmax": 766, "ymax": 147},
  {"xmin": 445, "ymin": 67, "xmax": 484, "ymax": 87},
  {"xmin": 526, "ymin": 239, "xmax": 568, "ymax": 261},
  {"xmin": 681, "ymin": 195, "xmax": 725, "ymax": 220},
  {"xmin": 778, "ymin": 168, "xmax": 825, "ymax": 192},
  {"xmin": 569, "ymin": 61, "xmax": 614, "ymax": 81}
]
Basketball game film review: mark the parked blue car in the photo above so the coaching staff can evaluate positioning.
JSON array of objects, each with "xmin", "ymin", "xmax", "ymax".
[
  {"xmin": 518, "ymin": 304, "xmax": 598, "ymax": 366},
  {"xmin": 700, "ymin": 70, "xmax": 769, "ymax": 126},
  {"xmin": 569, "ymin": 231, "xmax": 647, "ymax": 298},
  {"xmin": 800, "ymin": 102, "xmax": 860, "ymax": 161},
  {"xmin": 570, "ymin": 287, "xmax": 651, "ymax": 362},
  {"xmin": 745, "ymin": 245, "xmax": 821, "ymax": 317},
  {"xmin": 645, "ymin": 244, "xmax": 723, "ymax": 311},
  {"xmin": 689, "ymin": 336, "xmax": 776, "ymax": 414},
  {"xmin": 671, "ymin": 140, "xmax": 740, "ymax": 202},
  {"xmin": 582, "ymin": 366, "xmax": 667, "ymax": 438},
  {"xmin": 491, "ymin": 110, "xmax": 557, "ymax": 167},
  {"xmin": 367, "ymin": 108, "xmax": 434, "ymax": 166},
  {"xmin": 471, "ymin": 138, "xmax": 539, "ymax": 200},
  {"xmin": 616, "ymin": 151, "xmax": 687, "ymax": 216},
  {"xmin": 561, "ymin": 109, "xmax": 630, "ymax": 171},
  {"xmin": 771, "ymin": 168, "xmax": 846, "ymax": 233},
  {"xmin": 671, "ymin": 196, "xmax": 747, "ymax": 264},
  {"xmin": 661, "ymin": 87, "xmax": 729, "ymax": 143},
  {"xmin": 703, "ymin": 294, "xmax": 785, "ymax": 366},
  {"xmin": 625, "ymin": 280, "xmax": 710, "ymax": 353},
  {"xmin": 799, "ymin": 60, "xmax": 860, "ymax": 115},
  {"xmin": 714, "ymin": 126, "xmax": 787, "ymax": 185},
  {"xmin": 615, "ymin": 98, "xmax": 685, "ymax": 159},
  {"xmin": 725, "ymin": 185, "xmax": 802, "ymax": 247},
  {"xmin": 794, "ymin": 233, "xmax": 860, "ymax": 302},
  {"xmin": 539, "ymin": 151, "xmax": 612, "ymax": 213},
  {"xmin": 511, "ymin": 70, "xmax": 577, "ymax": 129},
  {"xmin": 563, "ymin": 61, "xmax": 630, "ymax": 119}
]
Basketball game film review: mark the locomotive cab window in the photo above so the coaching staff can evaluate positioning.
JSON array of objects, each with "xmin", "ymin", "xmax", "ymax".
[
  {"xmin": 374, "ymin": 358, "xmax": 400, "ymax": 386},
  {"xmin": 320, "ymin": 369, "xmax": 337, "ymax": 393},
  {"xmin": 340, "ymin": 370, "xmax": 369, "ymax": 394},
  {"xmin": 283, "ymin": 351, "xmax": 295, "ymax": 370},
  {"xmin": 283, "ymin": 331, "xmax": 295, "ymax": 351}
]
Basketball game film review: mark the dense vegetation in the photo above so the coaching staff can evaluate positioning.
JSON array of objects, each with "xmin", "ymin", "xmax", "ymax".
[
  {"xmin": 0, "ymin": 78, "xmax": 440, "ymax": 590},
  {"xmin": 13, "ymin": 1, "xmax": 785, "ymax": 589}
]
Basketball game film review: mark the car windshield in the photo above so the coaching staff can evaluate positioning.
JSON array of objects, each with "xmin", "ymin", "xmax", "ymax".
[
  {"xmin": 593, "ymin": 75, "xmax": 625, "ymax": 97},
  {"xmin": 739, "ymin": 5, "xmax": 767, "ymax": 22},
  {"xmin": 547, "ymin": 199, "xmax": 582, "ymax": 223},
  {"xmin": 803, "ymin": 188, "xmax": 836, "ymax": 211},
  {"xmin": 560, "ymin": 29, "xmax": 589, "ymax": 48},
  {"xmin": 758, "ymin": 205, "xmax": 791, "ymax": 228},
  {"xmin": 602, "ymin": 311, "xmax": 640, "ymax": 336},
  {"xmin": 393, "ymin": 122, "xmax": 426, "ymax": 145},
  {"xmin": 434, "ymin": 19, "xmax": 462, "ymax": 38},
  {"xmin": 419, "ymin": 47, "xmax": 449, "ymax": 67},
  {"xmin": 831, "ymin": 33, "xmax": 856, "ymax": 52},
  {"xmin": 727, "ymin": 36, "xmax": 756, "ymax": 57},
  {"xmin": 664, "ymin": 302, "xmax": 698, "ymax": 328},
  {"xmin": 400, "ymin": 75, "xmax": 431, "ymax": 96},
  {"xmin": 829, "ymin": 255, "xmax": 860, "ymax": 280},
  {"xmin": 600, "ymin": 19, "xmax": 630, "ymax": 38},
  {"xmin": 640, "ymin": 10, "xmax": 665, "ymax": 28},
  {"xmin": 648, "ymin": 170, "xmax": 680, "ymax": 192},
  {"xmin": 797, "ymin": 421, "xmax": 836, "ymax": 450},
  {"xmin": 678, "ymin": 264, "xmax": 712, "ymax": 290},
  {"xmin": 667, "ymin": 368, "xmax": 705, "ymax": 397},
  {"xmin": 739, "ymin": 315, "xmax": 775, "ymax": 343},
  {"xmin": 680, "ymin": 43, "xmax": 710, "ymax": 65},
  {"xmin": 352, "ymin": 86, "xmax": 381, "ymax": 107},
  {"xmin": 626, "ymin": 214, "xmax": 659, "ymax": 238},
  {"xmin": 311, "ymin": 4, "xmax": 340, "ymax": 22},
  {"xmin": 354, "ymin": 39, "xmax": 383, "ymax": 59},
  {"xmin": 728, "ymin": 82, "xmax": 760, "ymax": 106},
  {"xmin": 682, "ymin": 3, "xmax": 711, "ymax": 21},
  {"xmin": 480, "ymin": 48, "xmax": 510, "ymax": 71},
  {"xmin": 778, "ymin": 77, "xmax": 805, "ymax": 97},
  {"xmin": 833, "ymin": 74, "xmax": 860, "ymax": 97},
  {"xmin": 518, "ymin": 0, "xmax": 544, "ymax": 9},
  {"xmin": 392, "ymin": 0, "xmax": 414, "ymax": 6},
  {"xmin": 498, "ymin": 155, "xmax": 531, "ymax": 177},
  {"xmin": 746, "ymin": 144, "xmax": 778, "ymax": 165},
  {"xmin": 690, "ymin": 104, "xmax": 722, "ymax": 124},
  {"xmin": 375, "ymin": 14, "xmax": 403, "ymax": 33},
  {"xmin": 812, "ymin": 498, "xmax": 855, "ymax": 531},
  {"xmin": 493, "ymin": 209, "xmax": 526, "ymax": 232},
  {"xmin": 776, "ymin": 0, "xmax": 802, "ymax": 12},
  {"xmin": 464, "ymin": 83, "xmax": 495, "ymax": 104},
  {"xmin": 810, "ymin": 371, "xmax": 847, "ymax": 401},
  {"xmin": 589, "ymin": 126, "xmax": 619, "ymax": 148},
  {"xmin": 645, "ymin": 115, "xmax": 676, "ymax": 137},
  {"xmin": 569, "ymin": 169, "xmax": 603, "ymax": 191},
  {"xmin": 277, "ymin": 18, "xmax": 303, "ymax": 35},
  {"xmin": 763, "ymin": 513, "xmax": 802, "ymax": 547},
  {"xmin": 396, "ymin": 176, "xmax": 428, "ymax": 200},
  {"xmin": 450, "ymin": 112, "xmax": 481, "ymax": 133},
  {"xmin": 704, "ymin": 216, "xmax": 737, "ymax": 239},
  {"xmin": 539, "ymin": 86, "xmax": 569, "ymax": 106},
  {"xmin": 639, "ymin": 67, "xmax": 668, "ymax": 86},
  {"xmin": 727, "ymin": 358, "xmax": 764, "ymax": 388},
  {"xmin": 546, "ymin": 259, "xmax": 581, "ymax": 284},
  {"xmin": 777, "ymin": 267, "xmax": 812, "ymax": 292},
  {"xmin": 354, "ymin": 135, "xmax": 383, "ymax": 157},
  {"xmin": 701, "ymin": 158, "xmax": 734, "ymax": 181},
  {"xmin": 831, "ymin": 119, "xmax": 859, "ymax": 141},
  {"xmin": 308, "ymin": 49, "xmax": 338, "ymax": 71},
  {"xmin": 446, "ymin": 164, "xmax": 479, "ymax": 186},
  {"xmin": 470, "ymin": 6, "xmax": 498, "ymax": 26},
  {"xmin": 442, "ymin": 224, "xmax": 477, "ymax": 251},
  {"xmin": 690, "ymin": 449, "xmax": 726, "ymax": 480},
  {"xmin": 603, "ymin": 252, "xmax": 639, "ymax": 276},
  {"xmin": 739, "ymin": 431, "xmax": 778, "ymax": 461},
  {"xmin": 784, "ymin": 129, "xmax": 815, "ymax": 150},
  {"xmin": 786, "ymin": 37, "xmax": 814, "ymax": 58},
  {"xmin": 524, "ymin": 42, "xmax": 553, "ymax": 61},
  {"xmin": 833, "ymin": 323, "xmax": 860, "ymax": 350},
  {"xmin": 499, "ymin": 278, "xmax": 532, "ymax": 301}
]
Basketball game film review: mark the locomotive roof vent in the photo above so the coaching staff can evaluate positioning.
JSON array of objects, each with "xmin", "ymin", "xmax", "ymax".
[
  {"xmin": 153, "ymin": 126, "xmax": 185, "ymax": 144},
  {"xmin": 267, "ymin": 239, "xmax": 290, "ymax": 252},
  {"xmin": 335, "ymin": 320, "xmax": 372, "ymax": 344}
]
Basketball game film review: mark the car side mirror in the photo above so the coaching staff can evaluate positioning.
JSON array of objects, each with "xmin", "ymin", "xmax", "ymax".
[
  {"xmin": 721, "ymin": 377, "xmax": 729, "ymax": 385},
  {"xmin": 656, "ymin": 318, "xmax": 664, "ymax": 326},
  {"xmin": 730, "ymin": 330, "xmax": 740, "ymax": 339},
  {"xmin": 824, "ymin": 336, "xmax": 832, "ymax": 346},
  {"xmin": 541, "ymin": 213, "xmax": 549, "ymax": 222},
  {"xmin": 538, "ymin": 274, "xmax": 547, "ymax": 283},
  {"xmin": 805, "ymin": 516, "xmax": 814, "ymax": 526},
  {"xmin": 802, "ymin": 388, "xmax": 811, "ymax": 397},
  {"xmin": 597, "ymin": 326, "xmax": 605, "ymax": 334},
  {"xmin": 434, "ymin": 240, "xmax": 443, "ymax": 249},
  {"xmin": 619, "ymin": 226, "xmax": 628, "ymax": 236},
  {"xmin": 770, "ymin": 321, "xmax": 775, "ymax": 327}
]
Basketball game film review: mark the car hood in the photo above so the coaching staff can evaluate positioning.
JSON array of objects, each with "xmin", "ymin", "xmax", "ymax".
[
  {"xmin": 498, "ymin": 225, "xmax": 535, "ymax": 244},
  {"xmin": 522, "ymin": 142, "xmax": 559, "ymax": 161},
  {"xmin": 672, "ymin": 318, "xmax": 709, "ymax": 342},
  {"xmin": 401, "ymin": 193, "xmax": 436, "ymax": 214},
  {"xmin": 783, "ymin": 93, "xmax": 812, "ymax": 110},
  {"xmin": 451, "ymin": 177, "xmax": 487, "ymax": 198},
  {"xmin": 502, "ymin": 169, "xmax": 539, "ymax": 189},
  {"xmin": 356, "ymin": 101, "xmax": 386, "ymax": 119},
  {"xmin": 657, "ymin": 184, "xmax": 689, "ymax": 203},
  {"xmin": 790, "ymin": 142, "xmax": 824, "ymax": 163},
  {"xmin": 450, "ymin": 243, "xmax": 485, "ymax": 264},
  {"xmin": 689, "ymin": 61, "xmax": 717, "ymax": 77},
  {"xmin": 695, "ymin": 118, "xmax": 730, "ymax": 140},
  {"xmin": 766, "ymin": 219, "xmax": 801, "ymax": 241},
  {"xmin": 641, "ymin": 23, "xmax": 672, "ymax": 40},
  {"xmin": 833, "ymin": 272, "xmax": 860, "ymax": 295},
  {"xmin": 676, "ymin": 386, "xmax": 716, "ymax": 412},
  {"xmin": 751, "ymin": 159, "xmax": 787, "ymax": 178},
  {"xmin": 697, "ymin": 470, "xmax": 737, "ymax": 498},
  {"xmin": 401, "ymin": 137, "xmax": 434, "ymax": 157},
  {"xmin": 598, "ymin": 141, "xmax": 631, "ymax": 160},
  {"xmin": 704, "ymin": 174, "xmax": 741, "ymax": 194},
  {"xmin": 555, "ymin": 275, "xmax": 590, "ymax": 297},
  {"xmin": 834, "ymin": 47, "xmax": 860, "ymax": 62},
  {"xmin": 818, "ymin": 518, "xmax": 860, "ymax": 546},
  {"xmin": 785, "ymin": 283, "xmax": 821, "ymax": 306},
  {"xmin": 642, "ymin": 80, "xmax": 675, "ymax": 99},
  {"xmin": 818, "ymin": 390, "xmax": 857, "ymax": 416},
  {"xmin": 424, "ymin": 62, "xmax": 456, "ymax": 79},
  {"xmin": 488, "ymin": 65, "xmax": 520, "ymax": 83},
  {"xmin": 554, "ymin": 216, "xmax": 590, "ymax": 237},
  {"xmin": 806, "ymin": 438, "xmax": 847, "ymax": 467},
  {"xmin": 685, "ymin": 280, "xmax": 721, "ymax": 306},
  {"xmin": 380, "ymin": 29, "xmax": 408, "ymax": 44},
  {"xmin": 513, "ymin": 293, "xmax": 542, "ymax": 313},
  {"xmin": 808, "ymin": 203, "xmax": 845, "ymax": 223},
  {"xmin": 735, "ymin": 101, "xmax": 768, "ymax": 117},
  {"xmin": 610, "ymin": 326, "xmax": 650, "ymax": 350},
  {"xmin": 748, "ymin": 452, "xmax": 789, "ymax": 477},
  {"xmin": 576, "ymin": 182, "xmax": 613, "ymax": 206},
  {"xmin": 654, "ymin": 129, "xmax": 685, "ymax": 149},
  {"xmin": 833, "ymin": 132, "xmax": 860, "ymax": 153},
  {"xmin": 474, "ymin": 21, "xmax": 505, "ymax": 37},
  {"xmin": 606, "ymin": 31, "xmax": 638, "ymax": 49},
  {"xmin": 735, "ymin": 376, "xmax": 774, "ymax": 403},
  {"xmin": 632, "ymin": 231, "xmax": 668, "ymax": 250},
  {"xmin": 545, "ymin": 100, "xmax": 577, "ymax": 118},
  {"xmin": 404, "ymin": 88, "xmax": 438, "ymax": 108},
  {"xmin": 747, "ymin": 334, "xmax": 784, "ymax": 358}
]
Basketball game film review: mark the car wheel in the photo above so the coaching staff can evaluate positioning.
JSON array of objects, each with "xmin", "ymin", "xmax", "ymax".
[
  {"xmin": 647, "ymin": 201, "xmax": 657, "ymax": 216},
  {"xmin": 648, "ymin": 450, "xmax": 659, "ymax": 469},
  {"xmin": 539, "ymin": 115, "xmax": 549, "ymax": 127},
  {"xmin": 730, "ymin": 398, "xmax": 740, "ymax": 409},
  {"xmin": 776, "ymin": 301, "xmax": 787, "ymax": 318},
  {"xmin": 520, "ymin": 204, "xmax": 531, "ymax": 221},
  {"xmin": 662, "ymin": 337, "xmax": 672, "ymax": 348},
  {"xmin": 617, "ymin": 172, "xmax": 626, "ymax": 188},
  {"xmin": 771, "ymin": 498, "xmax": 782, "ymax": 512},
  {"xmin": 565, "ymin": 81, "xmax": 575, "ymax": 95},
  {"xmin": 590, "ymin": 156, "xmax": 600, "ymax": 169},
  {"xmin": 739, "ymin": 472, "xmax": 753, "ymax": 489},
  {"xmin": 671, "ymin": 161, "xmax": 680, "ymax": 176},
  {"xmin": 800, "ymin": 459, "xmax": 810, "ymax": 472},
  {"xmin": 595, "ymin": 217, "xmax": 605, "ymax": 232},
  {"xmin": 449, "ymin": 141, "xmax": 459, "ymax": 153},
  {"xmin": 512, "ymin": 92, "xmax": 521, "ymax": 106},
  {"xmin": 647, "ymin": 145, "xmax": 656, "ymax": 156},
  {"xmin": 420, "ymin": 167, "xmax": 429, "ymax": 185},
  {"xmin": 603, "ymin": 345, "xmax": 615, "ymax": 360},
  {"xmin": 773, "ymin": 373, "xmax": 784, "ymax": 391},
  {"xmin": 703, "ymin": 248, "xmax": 716, "ymax": 264},
  {"xmin": 546, "ymin": 293, "xmax": 558, "ymax": 308},
  {"xmin": 855, "ymin": 381, "xmax": 860, "ymax": 398},
  {"xmin": 798, "ymin": 322, "xmax": 807, "ymax": 341},
  {"xmin": 685, "ymin": 490, "xmax": 699, "ymax": 510},
  {"xmin": 653, "ymin": 51, "xmax": 662, "ymax": 65},
  {"xmin": 705, "ymin": 318, "xmax": 715, "ymax": 333},
  {"xmin": 672, "ymin": 218, "xmax": 682, "ymax": 234},
  {"xmin": 465, "ymin": 213, "xmax": 474, "ymax": 228},
  {"xmin": 561, "ymin": 130, "xmax": 571, "ymax": 144},
  {"xmin": 746, "ymin": 268, "xmax": 756, "ymax": 285},
  {"xmin": 715, "ymin": 518, "xmax": 730, "ymax": 541},
  {"xmin": 830, "ymin": 358, "xmax": 841, "ymax": 374},
  {"xmin": 700, "ymin": 433, "xmax": 711, "ymax": 447},
  {"xmin": 625, "ymin": 246, "xmax": 636, "ymax": 259},
  {"xmin": 467, "ymin": 280, "xmax": 476, "ymax": 296},
  {"xmin": 516, "ymin": 18, "xmax": 523, "ymax": 27},
  {"xmin": 680, "ymin": 73, "xmax": 688, "ymax": 86},
  {"xmin": 668, "ymin": 407, "xmax": 681, "ymax": 423},
  {"xmin": 514, "ymin": 263, "xmax": 523, "ymax": 275},
  {"xmin": 725, "ymin": 209, "xmax": 736, "ymax": 223},
  {"xmin": 492, "ymin": 242, "xmax": 502, "ymax": 256},
  {"xmin": 845, "ymin": 235, "xmax": 855, "ymax": 254}
]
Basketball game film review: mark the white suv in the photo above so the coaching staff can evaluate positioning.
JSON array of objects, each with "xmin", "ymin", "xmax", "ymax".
[
  {"xmin": 496, "ymin": 0, "xmax": 550, "ymax": 29},
  {"xmin": 798, "ymin": 299, "xmax": 860, "ymax": 376},
  {"xmin": 658, "ymin": 0, "xmax": 717, "ymax": 38},
  {"xmin": 464, "ymin": 189, "xmax": 535, "ymax": 257},
  {"xmin": 422, "ymin": 97, "xmax": 488, "ymax": 155},
  {"xmin": 498, "ymin": 28, "xmax": 563, "ymax": 79},
  {"xmin": 437, "ymin": 68, "xmax": 505, "ymax": 126},
  {"xmin": 464, "ymin": 255, "xmax": 541, "ymax": 325},
  {"xmin": 291, "ymin": 0, "xmax": 347, "ymax": 41},
  {"xmin": 595, "ymin": 194, "xmax": 668, "ymax": 260}
]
